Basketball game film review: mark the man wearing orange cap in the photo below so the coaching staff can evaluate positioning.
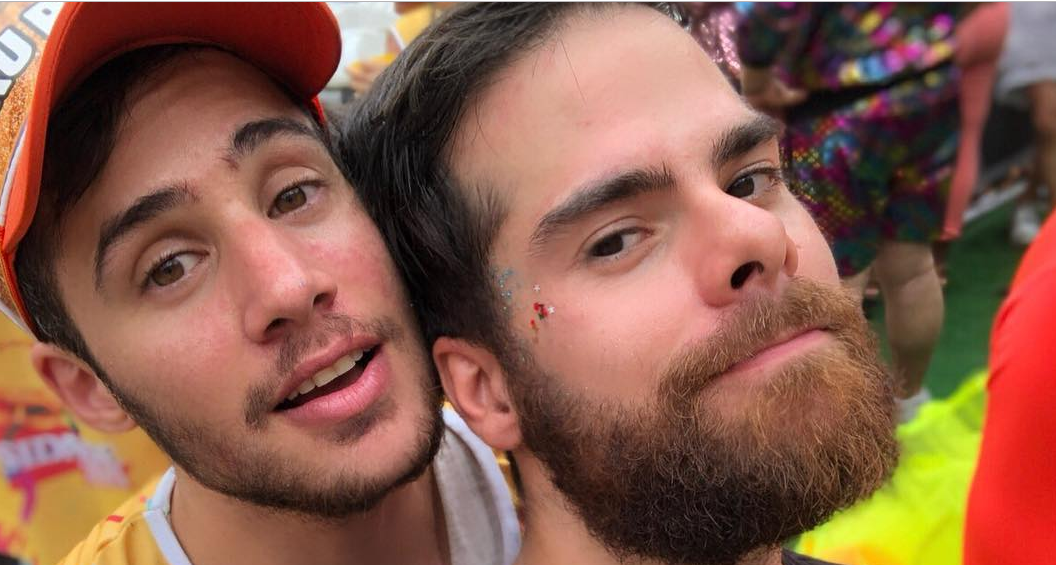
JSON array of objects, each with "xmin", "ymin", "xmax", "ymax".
[{"xmin": 0, "ymin": 3, "xmax": 518, "ymax": 564}]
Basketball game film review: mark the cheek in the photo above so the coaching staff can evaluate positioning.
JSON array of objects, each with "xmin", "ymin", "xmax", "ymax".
[
  {"xmin": 319, "ymin": 215, "xmax": 406, "ymax": 296},
  {"xmin": 94, "ymin": 321, "xmax": 240, "ymax": 410},
  {"xmin": 785, "ymin": 203, "xmax": 839, "ymax": 284},
  {"xmin": 525, "ymin": 276, "xmax": 692, "ymax": 399}
]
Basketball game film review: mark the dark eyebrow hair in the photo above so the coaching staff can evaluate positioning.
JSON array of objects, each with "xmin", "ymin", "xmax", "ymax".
[
  {"xmin": 528, "ymin": 165, "xmax": 675, "ymax": 255},
  {"xmin": 711, "ymin": 113, "xmax": 783, "ymax": 172},
  {"xmin": 94, "ymin": 185, "xmax": 198, "ymax": 290},
  {"xmin": 225, "ymin": 117, "xmax": 319, "ymax": 166}
]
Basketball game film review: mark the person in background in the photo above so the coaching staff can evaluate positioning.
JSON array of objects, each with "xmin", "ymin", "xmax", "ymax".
[
  {"xmin": 736, "ymin": 3, "xmax": 969, "ymax": 420},
  {"xmin": 681, "ymin": 2, "xmax": 742, "ymax": 87},
  {"xmin": 938, "ymin": 4, "xmax": 1008, "ymax": 251},
  {"xmin": 995, "ymin": 3, "xmax": 1056, "ymax": 245}
]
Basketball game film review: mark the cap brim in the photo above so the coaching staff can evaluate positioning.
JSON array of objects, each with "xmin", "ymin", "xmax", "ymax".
[{"xmin": 5, "ymin": 2, "xmax": 341, "ymax": 256}]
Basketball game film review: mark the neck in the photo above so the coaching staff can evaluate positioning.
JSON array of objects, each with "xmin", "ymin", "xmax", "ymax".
[
  {"xmin": 170, "ymin": 466, "xmax": 449, "ymax": 565},
  {"xmin": 512, "ymin": 453, "xmax": 782, "ymax": 565}
]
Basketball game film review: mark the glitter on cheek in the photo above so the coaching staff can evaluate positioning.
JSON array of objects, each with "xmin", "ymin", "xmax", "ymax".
[
  {"xmin": 495, "ymin": 267, "xmax": 518, "ymax": 302},
  {"xmin": 496, "ymin": 267, "xmax": 515, "ymax": 288}
]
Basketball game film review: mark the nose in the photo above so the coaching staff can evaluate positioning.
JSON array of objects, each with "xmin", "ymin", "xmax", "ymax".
[
  {"xmin": 686, "ymin": 195, "xmax": 799, "ymax": 308},
  {"xmin": 236, "ymin": 223, "xmax": 338, "ymax": 343}
]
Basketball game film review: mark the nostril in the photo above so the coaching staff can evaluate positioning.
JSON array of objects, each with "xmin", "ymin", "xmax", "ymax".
[
  {"xmin": 730, "ymin": 261, "xmax": 764, "ymax": 289},
  {"xmin": 265, "ymin": 318, "xmax": 287, "ymax": 336}
]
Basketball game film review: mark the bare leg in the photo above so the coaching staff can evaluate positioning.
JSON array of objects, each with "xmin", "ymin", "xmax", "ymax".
[
  {"xmin": 872, "ymin": 241, "xmax": 944, "ymax": 398},
  {"xmin": 1028, "ymin": 81, "xmax": 1056, "ymax": 210}
]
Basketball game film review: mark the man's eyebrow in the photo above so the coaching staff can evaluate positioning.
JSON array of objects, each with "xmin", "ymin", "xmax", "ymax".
[
  {"xmin": 528, "ymin": 165, "xmax": 675, "ymax": 255},
  {"xmin": 94, "ymin": 186, "xmax": 198, "ymax": 290},
  {"xmin": 711, "ymin": 113, "xmax": 783, "ymax": 172},
  {"xmin": 225, "ymin": 117, "xmax": 319, "ymax": 166}
]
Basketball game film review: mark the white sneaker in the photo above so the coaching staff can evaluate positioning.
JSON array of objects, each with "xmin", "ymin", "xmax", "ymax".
[
  {"xmin": 1010, "ymin": 201, "xmax": 1042, "ymax": 246},
  {"xmin": 897, "ymin": 388, "xmax": 932, "ymax": 423}
]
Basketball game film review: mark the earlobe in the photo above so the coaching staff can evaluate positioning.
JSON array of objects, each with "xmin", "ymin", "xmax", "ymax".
[
  {"xmin": 433, "ymin": 337, "xmax": 522, "ymax": 450},
  {"xmin": 30, "ymin": 343, "xmax": 136, "ymax": 433}
]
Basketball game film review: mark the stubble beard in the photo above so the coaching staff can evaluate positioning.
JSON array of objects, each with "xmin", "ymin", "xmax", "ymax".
[{"xmin": 103, "ymin": 313, "xmax": 446, "ymax": 520}]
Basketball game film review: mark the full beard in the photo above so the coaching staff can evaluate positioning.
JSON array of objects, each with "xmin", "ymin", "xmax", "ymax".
[{"xmin": 507, "ymin": 278, "xmax": 899, "ymax": 565}]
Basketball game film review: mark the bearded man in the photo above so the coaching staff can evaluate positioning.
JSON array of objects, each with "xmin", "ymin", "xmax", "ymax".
[{"xmin": 346, "ymin": 3, "xmax": 899, "ymax": 565}]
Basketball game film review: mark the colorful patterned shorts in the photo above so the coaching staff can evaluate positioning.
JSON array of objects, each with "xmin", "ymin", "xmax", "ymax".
[{"xmin": 783, "ymin": 65, "xmax": 961, "ymax": 277}]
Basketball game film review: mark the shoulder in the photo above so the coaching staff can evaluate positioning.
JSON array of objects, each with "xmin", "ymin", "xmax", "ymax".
[
  {"xmin": 991, "ymin": 214, "xmax": 1056, "ymax": 362},
  {"xmin": 57, "ymin": 476, "xmax": 169, "ymax": 565},
  {"xmin": 437, "ymin": 407, "xmax": 521, "ymax": 565}
]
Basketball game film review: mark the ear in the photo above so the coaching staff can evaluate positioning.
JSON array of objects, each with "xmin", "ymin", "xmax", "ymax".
[
  {"xmin": 433, "ymin": 337, "xmax": 522, "ymax": 451},
  {"xmin": 30, "ymin": 342, "xmax": 135, "ymax": 433}
]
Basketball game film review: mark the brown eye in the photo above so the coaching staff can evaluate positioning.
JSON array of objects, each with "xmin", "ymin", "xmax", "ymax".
[
  {"xmin": 591, "ymin": 233, "xmax": 626, "ymax": 257},
  {"xmin": 589, "ymin": 228, "xmax": 645, "ymax": 259},
  {"xmin": 726, "ymin": 175, "xmax": 757, "ymax": 198},
  {"xmin": 270, "ymin": 185, "xmax": 308, "ymax": 217},
  {"xmin": 150, "ymin": 256, "xmax": 186, "ymax": 287},
  {"xmin": 726, "ymin": 169, "xmax": 782, "ymax": 199},
  {"xmin": 144, "ymin": 253, "xmax": 202, "ymax": 289}
]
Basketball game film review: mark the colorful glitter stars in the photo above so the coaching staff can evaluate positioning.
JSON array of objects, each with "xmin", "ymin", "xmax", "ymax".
[
  {"xmin": 533, "ymin": 302, "xmax": 554, "ymax": 320},
  {"xmin": 530, "ymin": 302, "xmax": 555, "ymax": 333},
  {"xmin": 497, "ymin": 268, "xmax": 514, "ymax": 288},
  {"xmin": 496, "ymin": 268, "xmax": 516, "ymax": 302}
]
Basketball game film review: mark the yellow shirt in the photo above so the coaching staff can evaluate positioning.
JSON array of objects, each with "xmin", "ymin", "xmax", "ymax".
[{"xmin": 57, "ymin": 409, "xmax": 521, "ymax": 565}]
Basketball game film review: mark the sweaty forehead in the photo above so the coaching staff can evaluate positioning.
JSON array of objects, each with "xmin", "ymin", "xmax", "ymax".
[{"xmin": 448, "ymin": 6, "xmax": 746, "ymax": 206}]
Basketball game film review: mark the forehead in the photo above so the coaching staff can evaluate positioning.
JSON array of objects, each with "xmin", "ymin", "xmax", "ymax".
[
  {"xmin": 100, "ymin": 50, "xmax": 308, "ymax": 187},
  {"xmin": 55, "ymin": 49, "xmax": 321, "ymax": 262},
  {"xmin": 449, "ymin": 6, "xmax": 753, "ymax": 206},
  {"xmin": 454, "ymin": 6, "xmax": 751, "ymax": 187}
]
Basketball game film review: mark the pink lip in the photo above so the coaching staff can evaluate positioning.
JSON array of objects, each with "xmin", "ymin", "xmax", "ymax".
[
  {"xmin": 724, "ymin": 329, "xmax": 830, "ymax": 378},
  {"xmin": 277, "ymin": 334, "xmax": 382, "ymax": 405},
  {"xmin": 279, "ymin": 345, "xmax": 391, "ymax": 427}
]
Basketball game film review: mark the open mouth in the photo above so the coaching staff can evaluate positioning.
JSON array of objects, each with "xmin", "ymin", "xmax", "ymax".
[{"xmin": 275, "ymin": 346, "xmax": 378, "ymax": 411}]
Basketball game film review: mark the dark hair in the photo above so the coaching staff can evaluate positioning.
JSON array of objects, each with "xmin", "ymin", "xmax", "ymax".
[
  {"xmin": 343, "ymin": 3, "xmax": 680, "ymax": 355},
  {"xmin": 15, "ymin": 45, "xmax": 326, "ymax": 377}
]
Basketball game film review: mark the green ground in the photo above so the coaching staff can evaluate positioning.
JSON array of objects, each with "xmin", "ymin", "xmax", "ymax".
[{"xmin": 866, "ymin": 202, "xmax": 1026, "ymax": 398}]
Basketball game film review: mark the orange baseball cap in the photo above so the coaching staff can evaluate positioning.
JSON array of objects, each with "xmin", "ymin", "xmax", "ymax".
[{"xmin": 0, "ymin": 2, "xmax": 342, "ymax": 335}]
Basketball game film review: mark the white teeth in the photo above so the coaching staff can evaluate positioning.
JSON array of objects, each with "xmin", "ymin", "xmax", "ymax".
[
  {"xmin": 284, "ymin": 350, "xmax": 368, "ymax": 404},
  {"xmin": 333, "ymin": 355, "xmax": 356, "ymax": 376},
  {"xmin": 312, "ymin": 367, "xmax": 338, "ymax": 387}
]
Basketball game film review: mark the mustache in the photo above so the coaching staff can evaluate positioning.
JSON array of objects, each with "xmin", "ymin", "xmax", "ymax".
[
  {"xmin": 660, "ymin": 277, "xmax": 868, "ymax": 412},
  {"xmin": 243, "ymin": 313, "xmax": 404, "ymax": 428}
]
